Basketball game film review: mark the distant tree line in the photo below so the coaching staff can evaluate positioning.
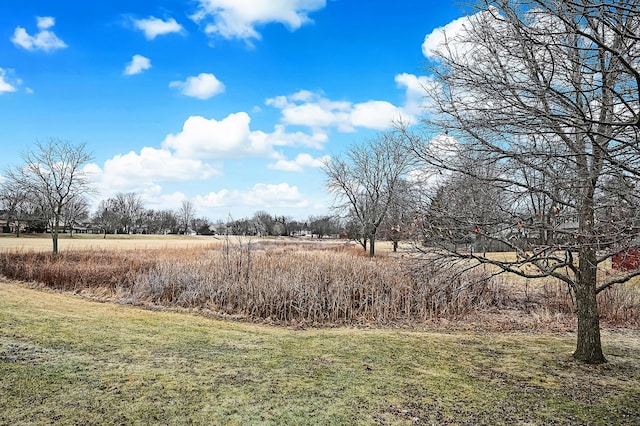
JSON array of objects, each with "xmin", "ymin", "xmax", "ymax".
[{"xmin": 0, "ymin": 150, "xmax": 361, "ymax": 241}]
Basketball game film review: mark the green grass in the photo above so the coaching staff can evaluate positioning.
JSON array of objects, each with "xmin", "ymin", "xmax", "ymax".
[{"xmin": 1, "ymin": 282, "xmax": 639, "ymax": 425}]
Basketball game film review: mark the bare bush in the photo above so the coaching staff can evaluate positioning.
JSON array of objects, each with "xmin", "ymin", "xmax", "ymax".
[
  {"xmin": 128, "ymin": 242, "xmax": 501, "ymax": 325},
  {"xmin": 2, "ymin": 242, "xmax": 638, "ymax": 328},
  {"xmin": 598, "ymin": 285, "xmax": 640, "ymax": 326},
  {"xmin": 0, "ymin": 250, "xmax": 155, "ymax": 291},
  {"xmin": 539, "ymin": 280, "xmax": 640, "ymax": 326}
]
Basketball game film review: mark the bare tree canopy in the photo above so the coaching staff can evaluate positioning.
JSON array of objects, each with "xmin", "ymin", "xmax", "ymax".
[
  {"xmin": 109, "ymin": 192, "xmax": 145, "ymax": 234},
  {"xmin": 0, "ymin": 177, "xmax": 32, "ymax": 237},
  {"xmin": 324, "ymin": 131, "xmax": 414, "ymax": 257},
  {"xmin": 178, "ymin": 199, "xmax": 196, "ymax": 234},
  {"xmin": 3, "ymin": 139, "xmax": 95, "ymax": 254},
  {"xmin": 405, "ymin": 0, "xmax": 640, "ymax": 363},
  {"xmin": 62, "ymin": 196, "xmax": 90, "ymax": 238}
]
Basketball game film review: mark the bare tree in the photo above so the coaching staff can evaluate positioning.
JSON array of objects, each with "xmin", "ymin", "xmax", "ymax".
[
  {"xmin": 308, "ymin": 215, "xmax": 340, "ymax": 239},
  {"xmin": 405, "ymin": 0, "xmax": 640, "ymax": 363},
  {"xmin": 62, "ymin": 196, "xmax": 90, "ymax": 237},
  {"xmin": 178, "ymin": 200, "xmax": 196, "ymax": 235},
  {"xmin": 157, "ymin": 209, "xmax": 179, "ymax": 234},
  {"xmin": 379, "ymin": 178, "xmax": 418, "ymax": 252},
  {"xmin": 4, "ymin": 140, "xmax": 94, "ymax": 254},
  {"xmin": 416, "ymin": 160, "xmax": 512, "ymax": 253},
  {"xmin": 0, "ymin": 177, "xmax": 32, "ymax": 237},
  {"xmin": 251, "ymin": 210, "xmax": 275, "ymax": 236},
  {"xmin": 273, "ymin": 215, "xmax": 293, "ymax": 236},
  {"xmin": 92, "ymin": 199, "xmax": 119, "ymax": 238},
  {"xmin": 228, "ymin": 217, "xmax": 251, "ymax": 236},
  {"xmin": 323, "ymin": 131, "xmax": 414, "ymax": 257},
  {"xmin": 110, "ymin": 192, "xmax": 145, "ymax": 234}
]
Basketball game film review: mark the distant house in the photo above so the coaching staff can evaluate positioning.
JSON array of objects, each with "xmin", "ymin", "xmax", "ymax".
[
  {"xmin": 71, "ymin": 223, "xmax": 90, "ymax": 234},
  {"xmin": 0, "ymin": 210, "xmax": 17, "ymax": 234}
]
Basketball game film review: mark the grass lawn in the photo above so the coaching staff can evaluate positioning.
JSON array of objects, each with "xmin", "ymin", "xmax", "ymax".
[{"xmin": 1, "ymin": 282, "xmax": 639, "ymax": 425}]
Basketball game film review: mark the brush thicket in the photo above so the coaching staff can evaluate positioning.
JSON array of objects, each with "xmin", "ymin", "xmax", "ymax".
[{"xmin": 1, "ymin": 241, "xmax": 638, "ymax": 326}]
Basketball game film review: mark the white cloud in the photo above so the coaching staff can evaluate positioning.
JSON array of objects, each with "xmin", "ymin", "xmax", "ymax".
[
  {"xmin": 163, "ymin": 112, "xmax": 274, "ymax": 159},
  {"xmin": 140, "ymin": 188, "xmax": 189, "ymax": 211},
  {"xmin": 190, "ymin": 0, "xmax": 326, "ymax": 42},
  {"xmin": 11, "ymin": 16, "xmax": 67, "ymax": 51},
  {"xmin": 96, "ymin": 147, "xmax": 220, "ymax": 191},
  {"xmin": 266, "ymin": 89, "xmax": 411, "ymax": 132},
  {"xmin": 395, "ymin": 73, "xmax": 432, "ymax": 115},
  {"xmin": 169, "ymin": 73, "xmax": 225, "ymax": 99},
  {"xmin": 132, "ymin": 16, "xmax": 183, "ymax": 40},
  {"xmin": 0, "ymin": 68, "xmax": 18, "ymax": 94},
  {"xmin": 242, "ymin": 183, "xmax": 306, "ymax": 207},
  {"xmin": 350, "ymin": 101, "xmax": 402, "ymax": 129},
  {"xmin": 36, "ymin": 17, "xmax": 55, "ymax": 30},
  {"xmin": 162, "ymin": 112, "xmax": 324, "ymax": 160},
  {"xmin": 269, "ymin": 153, "xmax": 329, "ymax": 172},
  {"xmin": 194, "ymin": 190, "xmax": 230, "ymax": 208},
  {"xmin": 266, "ymin": 92, "xmax": 353, "ymax": 130},
  {"xmin": 427, "ymin": 133, "xmax": 461, "ymax": 161},
  {"xmin": 266, "ymin": 124, "xmax": 328, "ymax": 149},
  {"xmin": 195, "ymin": 183, "xmax": 307, "ymax": 209},
  {"xmin": 275, "ymin": 97, "xmax": 351, "ymax": 129},
  {"xmin": 422, "ymin": 8, "xmax": 505, "ymax": 62},
  {"xmin": 123, "ymin": 54, "xmax": 151, "ymax": 76}
]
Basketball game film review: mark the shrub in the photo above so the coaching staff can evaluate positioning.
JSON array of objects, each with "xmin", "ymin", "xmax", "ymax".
[
  {"xmin": 128, "ymin": 241, "xmax": 500, "ymax": 324},
  {"xmin": 0, "ymin": 250, "xmax": 156, "ymax": 291}
]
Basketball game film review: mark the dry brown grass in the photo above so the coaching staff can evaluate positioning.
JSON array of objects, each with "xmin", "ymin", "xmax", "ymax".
[
  {"xmin": 1, "ymin": 235, "xmax": 639, "ymax": 329},
  {"xmin": 0, "ymin": 237, "xmax": 498, "ymax": 326},
  {"xmin": 133, "ymin": 250, "xmax": 497, "ymax": 325},
  {"xmin": 539, "ymin": 280, "xmax": 640, "ymax": 326},
  {"xmin": 0, "ymin": 233, "xmax": 223, "ymax": 252},
  {"xmin": 0, "ymin": 249, "xmax": 157, "ymax": 291}
]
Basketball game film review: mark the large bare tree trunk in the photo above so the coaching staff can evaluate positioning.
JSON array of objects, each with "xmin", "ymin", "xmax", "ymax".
[
  {"xmin": 574, "ymin": 257, "xmax": 606, "ymax": 363},
  {"xmin": 574, "ymin": 205, "xmax": 605, "ymax": 362}
]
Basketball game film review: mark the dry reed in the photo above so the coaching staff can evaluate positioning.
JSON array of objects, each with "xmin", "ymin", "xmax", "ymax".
[
  {"xmin": 1, "ymin": 241, "xmax": 638, "ymax": 327},
  {"xmin": 130, "ymin": 239, "xmax": 499, "ymax": 324},
  {"xmin": 540, "ymin": 280, "xmax": 640, "ymax": 326},
  {"xmin": 0, "ymin": 250, "xmax": 156, "ymax": 291}
]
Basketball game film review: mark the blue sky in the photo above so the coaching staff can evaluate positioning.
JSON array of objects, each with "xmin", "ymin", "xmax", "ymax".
[{"xmin": 0, "ymin": 0, "xmax": 465, "ymax": 221}]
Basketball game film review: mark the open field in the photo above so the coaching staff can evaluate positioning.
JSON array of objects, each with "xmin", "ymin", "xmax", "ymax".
[
  {"xmin": 0, "ymin": 233, "xmax": 226, "ymax": 252},
  {"xmin": 0, "ymin": 234, "xmax": 401, "ymax": 252},
  {"xmin": 1, "ymin": 282, "xmax": 639, "ymax": 425}
]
